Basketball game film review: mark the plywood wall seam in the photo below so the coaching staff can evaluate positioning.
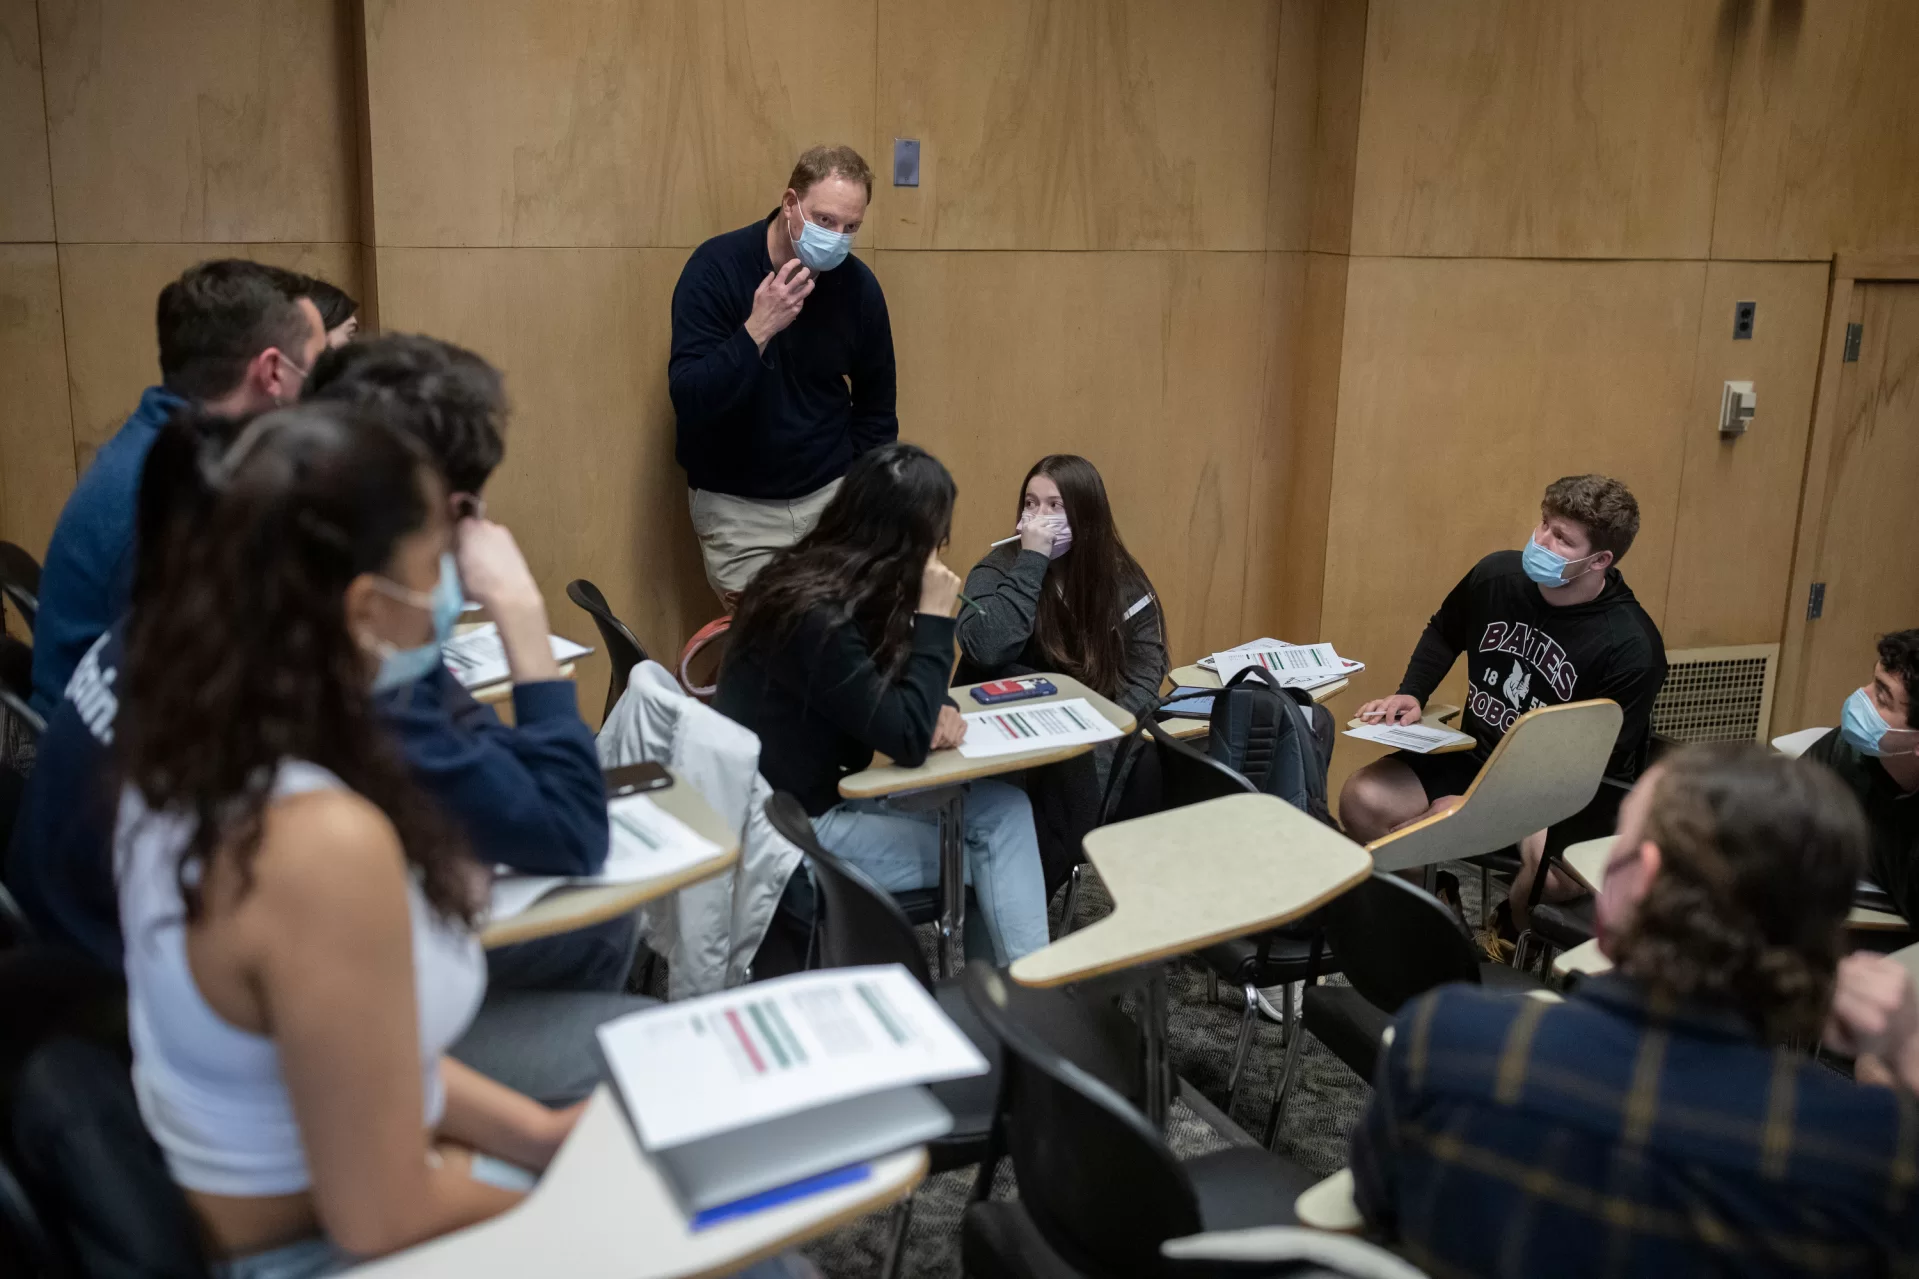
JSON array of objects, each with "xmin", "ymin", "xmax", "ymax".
[
  {"xmin": 1657, "ymin": 260, "xmax": 1718, "ymax": 627},
  {"xmin": 31, "ymin": 0, "xmax": 61, "ymax": 241}
]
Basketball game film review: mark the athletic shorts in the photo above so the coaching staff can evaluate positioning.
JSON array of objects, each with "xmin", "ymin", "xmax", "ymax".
[
  {"xmin": 1391, "ymin": 748, "xmax": 1487, "ymax": 805},
  {"xmin": 1389, "ymin": 748, "xmax": 1628, "ymax": 869}
]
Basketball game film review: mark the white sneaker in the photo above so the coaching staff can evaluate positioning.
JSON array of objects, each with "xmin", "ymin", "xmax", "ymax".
[{"xmin": 1254, "ymin": 981, "xmax": 1302, "ymax": 1024}]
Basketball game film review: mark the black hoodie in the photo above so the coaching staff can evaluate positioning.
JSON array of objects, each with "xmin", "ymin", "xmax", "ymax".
[{"xmin": 1395, "ymin": 550, "xmax": 1666, "ymax": 778}]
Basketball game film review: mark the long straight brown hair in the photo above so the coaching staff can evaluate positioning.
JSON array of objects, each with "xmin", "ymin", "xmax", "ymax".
[{"xmin": 1023, "ymin": 454, "xmax": 1149, "ymax": 699}]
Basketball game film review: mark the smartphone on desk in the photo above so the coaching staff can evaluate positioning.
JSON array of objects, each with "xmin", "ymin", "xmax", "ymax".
[
  {"xmin": 605, "ymin": 762, "xmax": 674, "ymax": 798},
  {"xmin": 1158, "ymin": 686, "xmax": 1217, "ymax": 719},
  {"xmin": 970, "ymin": 677, "xmax": 1057, "ymax": 706}
]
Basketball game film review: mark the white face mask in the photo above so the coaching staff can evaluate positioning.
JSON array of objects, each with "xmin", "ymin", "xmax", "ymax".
[
  {"xmin": 789, "ymin": 207, "xmax": 852, "ymax": 272},
  {"xmin": 1016, "ymin": 511, "xmax": 1072, "ymax": 559}
]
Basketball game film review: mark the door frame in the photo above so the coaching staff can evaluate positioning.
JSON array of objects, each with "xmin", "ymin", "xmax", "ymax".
[{"xmin": 1774, "ymin": 252, "xmax": 1919, "ymax": 734}]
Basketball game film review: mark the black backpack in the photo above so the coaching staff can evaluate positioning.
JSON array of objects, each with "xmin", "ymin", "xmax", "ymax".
[{"xmin": 1204, "ymin": 666, "xmax": 1336, "ymax": 826}]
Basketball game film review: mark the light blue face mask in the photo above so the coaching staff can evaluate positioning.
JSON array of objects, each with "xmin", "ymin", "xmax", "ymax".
[
  {"xmin": 790, "ymin": 209, "xmax": 852, "ymax": 272},
  {"xmin": 1521, "ymin": 536, "xmax": 1600, "ymax": 588},
  {"xmin": 1840, "ymin": 687, "xmax": 1918, "ymax": 758},
  {"xmin": 369, "ymin": 552, "xmax": 464, "ymax": 694}
]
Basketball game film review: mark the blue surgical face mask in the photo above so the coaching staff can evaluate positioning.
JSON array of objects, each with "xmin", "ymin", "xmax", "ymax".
[
  {"xmin": 368, "ymin": 552, "xmax": 464, "ymax": 694},
  {"xmin": 791, "ymin": 208, "xmax": 852, "ymax": 272},
  {"xmin": 1841, "ymin": 687, "xmax": 1912, "ymax": 758},
  {"xmin": 1522, "ymin": 536, "xmax": 1599, "ymax": 588}
]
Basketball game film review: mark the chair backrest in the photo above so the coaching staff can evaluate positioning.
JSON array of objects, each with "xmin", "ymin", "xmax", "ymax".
[
  {"xmin": 1770, "ymin": 726, "xmax": 1831, "ymax": 759},
  {"xmin": 11, "ymin": 1037, "xmax": 207, "ymax": 1278},
  {"xmin": 1318, "ymin": 873, "xmax": 1482, "ymax": 1012},
  {"xmin": 1366, "ymin": 699, "xmax": 1623, "ymax": 875},
  {"xmin": 0, "ymin": 543, "xmax": 40, "ymax": 635},
  {"xmin": 1101, "ymin": 717, "xmax": 1257, "ymax": 825},
  {"xmin": 761, "ymin": 792, "xmax": 934, "ymax": 990},
  {"xmin": 963, "ymin": 964, "xmax": 1200, "ymax": 1276},
  {"xmin": 564, "ymin": 579, "xmax": 647, "ymax": 720}
]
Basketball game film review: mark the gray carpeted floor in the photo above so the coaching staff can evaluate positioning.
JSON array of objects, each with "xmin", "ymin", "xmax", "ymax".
[{"xmin": 801, "ymin": 862, "xmax": 1496, "ymax": 1278}]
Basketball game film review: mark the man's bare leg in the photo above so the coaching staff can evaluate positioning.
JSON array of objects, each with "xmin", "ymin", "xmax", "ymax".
[
  {"xmin": 1338, "ymin": 757, "xmax": 1436, "ymax": 843},
  {"xmin": 1507, "ymin": 828, "xmax": 1584, "ymax": 932}
]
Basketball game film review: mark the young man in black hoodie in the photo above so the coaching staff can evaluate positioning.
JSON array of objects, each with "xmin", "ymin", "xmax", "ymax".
[{"xmin": 1342, "ymin": 474, "xmax": 1667, "ymax": 935}]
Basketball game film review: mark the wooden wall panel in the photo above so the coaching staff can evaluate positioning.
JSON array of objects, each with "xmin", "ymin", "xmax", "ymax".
[
  {"xmin": 874, "ymin": 248, "xmax": 1268, "ymax": 666},
  {"xmin": 1243, "ymin": 251, "xmax": 1306, "ymax": 634},
  {"xmin": 1778, "ymin": 282, "xmax": 1919, "ymax": 731},
  {"xmin": 873, "ymin": 0, "xmax": 1280, "ymax": 251},
  {"xmin": 362, "ymin": 0, "xmax": 875, "ymax": 249},
  {"xmin": 1264, "ymin": 2, "xmax": 1320, "ymax": 254},
  {"xmin": 38, "ymin": 0, "xmax": 358, "ymax": 243},
  {"xmin": 1320, "ymin": 258, "xmax": 1703, "ymax": 722},
  {"xmin": 1348, "ymin": 0, "xmax": 1732, "ymax": 259},
  {"xmin": 1712, "ymin": 0, "xmax": 1919, "ymax": 260},
  {"xmin": 373, "ymin": 246, "xmax": 714, "ymax": 722},
  {"xmin": 0, "ymin": 0, "xmax": 53, "ymax": 241},
  {"xmin": 0, "ymin": 245, "xmax": 76, "ymax": 557},
  {"xmin": 1660, "ymin": 262, "xmax": 1830, "ymax": 649},
  {"xmin": 57, "ymin": 243, "xmax": 362, "ymax": 460},
  {"xmin": 1265, "ymin": 0, "xmax": 1367, "ymax": 255},
  {"xmin": 1273, "ymin": 251, "xmax": 1349, "ymax": 644}
]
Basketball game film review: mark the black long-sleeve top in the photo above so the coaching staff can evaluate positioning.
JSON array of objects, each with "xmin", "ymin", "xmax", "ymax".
[
  {"xmin": 1395, "ymin": 551, "xmax": 1666, "ymax": 779},
  {"xmin": 715, "ymin": 608, "xmax": 955, "ymax": 816},
  {"xmin": 669, "ymin": 212, "xmax": 897, "ymax": 499},
  {"xmin": 954, "ymin": 544, "xmax": 1168, "ymax": 720}
]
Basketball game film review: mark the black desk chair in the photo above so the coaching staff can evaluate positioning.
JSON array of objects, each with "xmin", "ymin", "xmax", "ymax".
[
  {"xmin": 10, "ymin": 1037, "xmax": 207, "ymax": 1279},
  {"xmin": 763, "ymin": 792, "xmax": 1001, "ymax": 1279},
  {"xmin": 1088, "ymin": 718, "xmax": 1334, "ymax": 1122},
  {"xmin": 1512, "ymin": 738, "xmax": 1685, "ymax": 974},
  {"xmin": 0, "ymin": 544, "xmax": 40, "ymax": 637},
  {"xmin": 961, "ymin": 964, "xmax": 1317, "ymax": 1279},
  {"xmin": 0, "ymin": 944, "xmax": 197, "ymax": 1279},
  {"xmin": 1263, "ymin": 872, "xmax": 1544, "ymax": 1148},
  {"xmin": 563, "ymin": 579, "xmax": 648, "ymax": 720}
]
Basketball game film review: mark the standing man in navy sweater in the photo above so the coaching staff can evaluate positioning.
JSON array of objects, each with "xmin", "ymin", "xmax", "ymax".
[
  {"xmin": 29, "ymin": 259, "xmax": 323, "ymax": 713},
  {"xmin": 669, "ymin": 145, "xmax": 898, "ymax": 604}
]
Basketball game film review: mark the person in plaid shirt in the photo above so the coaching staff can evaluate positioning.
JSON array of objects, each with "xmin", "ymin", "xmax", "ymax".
[{"xmin": 1353, "ymin": 741, "xmax": 1919, "ymax": 1276}]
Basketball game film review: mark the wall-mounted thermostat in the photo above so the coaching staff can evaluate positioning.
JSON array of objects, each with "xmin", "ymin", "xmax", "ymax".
[{"xmin": 1719, "ymin": 380, "xmax": 1756, "ymax": 436}]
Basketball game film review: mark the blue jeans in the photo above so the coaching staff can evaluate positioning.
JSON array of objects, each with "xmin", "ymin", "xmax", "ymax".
[
  {"xmin": 811, "ymin": 779, "xmax": 1049, "ymax": 962},
  {"xmin": 215, "ymin": 1238, "xmax": 351, "ymax": 1279},
  {"xmin": 485, "ymin": 914, "xmax": 640, "ymax": 993},
  {"xmin": 216, "ymin": 1234, "xmax": 809, "ymax": 1278}
]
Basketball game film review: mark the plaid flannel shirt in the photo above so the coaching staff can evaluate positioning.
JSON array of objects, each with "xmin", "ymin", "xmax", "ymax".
[{"xmin": 1352, "ymin": 974, "xmax": 1919, "ymax": 1277}]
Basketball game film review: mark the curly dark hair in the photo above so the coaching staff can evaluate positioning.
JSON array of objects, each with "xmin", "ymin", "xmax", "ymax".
[
  {"xmin": 729, "ymin": 443, "xmax": 956, "ymax": 678},
  {"xmin": 303, "ymin": 333, "xmax": 506, "ymax": 495},
  {"xmin": 1877, "ymin": 630, "xmax": 1919, "ymax": 726},
  {"xmin": 119, "ymin": 401, "xmax": 479, "ymax": 925},
  {"xmin": 1542, "ymin": 473, "xmax": 1640, "ymax": 562},
  {"xmin": 1610, "ymin": 741, "xmax": 1866, "ymax": 1044}
]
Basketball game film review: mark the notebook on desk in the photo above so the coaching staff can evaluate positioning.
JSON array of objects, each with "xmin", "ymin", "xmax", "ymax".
[
  {"xmin": 595, "ymin": 965, "xmax": 988, "ymax": 1218},
  {"xmin": 443, "ymin": 621, "xmax": 593, "ymax": 689}
]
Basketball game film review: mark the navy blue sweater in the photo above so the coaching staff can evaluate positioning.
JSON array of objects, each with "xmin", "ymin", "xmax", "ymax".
[
  {"xmin": 4, "ymin": 625, "xmax": 609, "ymax": 968},
  {"xmin": 30, "ymin": 386, "xmax": 185, "ymax": 713},
  {"xmin": 669, "ymin": 212, "xmax": 897, "ymax": 499}
]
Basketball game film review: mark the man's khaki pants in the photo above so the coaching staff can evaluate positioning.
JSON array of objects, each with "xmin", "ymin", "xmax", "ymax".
[{"xmin": 687, "ymin": 478, "xmax": 842, "ymax": 604}]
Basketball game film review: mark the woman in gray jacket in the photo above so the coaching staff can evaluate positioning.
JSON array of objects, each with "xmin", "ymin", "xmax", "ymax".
[{"xmin": 956, "ymin": 455, "xmax": 1169, "ymax": 898}]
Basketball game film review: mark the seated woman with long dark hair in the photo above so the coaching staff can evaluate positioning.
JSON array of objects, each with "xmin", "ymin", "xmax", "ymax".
[
  {"xmin": 956, "ymin": 454, "xmax": 1168, "ymax": 895},
  {"xmin": 114, "ymin": 403, "xmax": 578, "ymax": 1277},
  {"xmin": 716, "ymin": 442, "xmax": 1050, "ymax": 962}
]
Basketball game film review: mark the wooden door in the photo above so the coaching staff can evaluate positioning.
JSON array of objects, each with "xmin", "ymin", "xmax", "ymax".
[{"xmin": 1785, "ymin": 282, "xmax": 1919, "ymax": 730}]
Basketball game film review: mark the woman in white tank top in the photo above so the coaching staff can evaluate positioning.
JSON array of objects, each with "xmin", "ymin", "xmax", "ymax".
[{"xmin": 114, "ymin": 405, "xmax": 582, "ymax": 1278}]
